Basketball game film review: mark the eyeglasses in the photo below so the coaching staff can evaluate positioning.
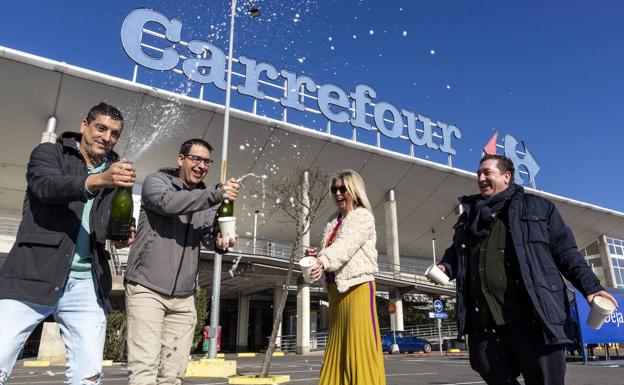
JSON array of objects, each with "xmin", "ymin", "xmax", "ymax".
[
  {"xmin": 184, "ymin": 155, "xmax": 214, "ymax": 167},
  {"xmin": 330, "ymin": 185, "xmax": 347, "ymax": 194}
]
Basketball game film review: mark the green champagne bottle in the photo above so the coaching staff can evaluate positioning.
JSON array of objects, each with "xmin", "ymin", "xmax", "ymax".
[
  {"xmin": 218, "ymin": 199, "xmax": 234, "ymax": 218},
  {"xmin": 213, "ymin": 198, "xmax": 234, "ymax": 236},
  {"xmin": 108, "ymin": 187, "xmax": 133, "ymax": 241}
]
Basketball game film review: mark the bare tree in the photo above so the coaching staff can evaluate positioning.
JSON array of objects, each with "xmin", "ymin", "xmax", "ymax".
[{"xmin": 259, "ymin": 165, "xmax": 330, "ymax": 378}]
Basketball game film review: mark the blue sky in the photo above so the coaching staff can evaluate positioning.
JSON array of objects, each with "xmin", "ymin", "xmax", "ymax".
[{"xmin": 2, "ymin": 0, "xmax": 623, "ymax": 211}]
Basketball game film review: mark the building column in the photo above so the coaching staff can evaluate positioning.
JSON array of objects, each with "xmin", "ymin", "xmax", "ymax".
[
  {"xmin": 385, "ymin": 189, "xmax": 404, "ymax": 331},
  {"xmin": 297, "ymin": 170, "xmax": 311, "ymax": 355},
  {"xmin": 598, "ymin": 235, "xmax": 616, "ymax": 288},
  {"xmin": 254, "ymin": 307, "xmax": 263, "ymax": 349},
  {"xmin": 296, "ymin": 277, "xmax": 310, "ymax": 355},
  {"xmin": 274, "ymin": 287, "xmax": 284, "ymax": 350},
  {"xmin": 236, "ymin": 294, "xmax": 250, "ymax": 352}
]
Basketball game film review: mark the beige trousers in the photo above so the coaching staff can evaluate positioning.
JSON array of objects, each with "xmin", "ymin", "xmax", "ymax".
[{"xmin": 126, "ymin": 282, "xmax": 197, "ymax": 385}]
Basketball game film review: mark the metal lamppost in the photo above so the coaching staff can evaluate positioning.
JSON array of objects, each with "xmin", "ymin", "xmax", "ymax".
[
  {"xmin": 253, "ymin": 209, "xmax": 260, "ymax": 254},
  {"xmin": 207, "ymin": 0, "xmax": 260, "ymax": 359}
]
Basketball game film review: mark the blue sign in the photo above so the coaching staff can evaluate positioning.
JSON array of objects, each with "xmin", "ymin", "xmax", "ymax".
[
  {"xmin": 120, "ymin": 9, "xmax": 463, "ymax": 157},
  {"xmin": 433, "ymin": 300, "xmax": 443, "ymax": 313},
  {"xmin": 429, "ymin": 312, "xmax": 449, "ymax": 319},
  {"xmin": 572, "ymin": 289, "xmax": 624, "ymax": 345}
]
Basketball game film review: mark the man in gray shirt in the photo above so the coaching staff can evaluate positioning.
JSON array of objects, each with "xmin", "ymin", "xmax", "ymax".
[{"xmin": 124, "ymin": 138, "xmax": 239, "ymax": 385}]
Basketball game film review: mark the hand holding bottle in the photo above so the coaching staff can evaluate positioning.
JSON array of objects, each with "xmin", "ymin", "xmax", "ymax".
[
  {"xmin": 219, "ymin": 178, "xmax": 240, "ymax": 201},
  {"xmin": 113, "ymin": 224, "xmax": 136, "ymax": 248},
  {"xmin": 87, "ymin": 159, "xmax": 136, "ymax": 191}
]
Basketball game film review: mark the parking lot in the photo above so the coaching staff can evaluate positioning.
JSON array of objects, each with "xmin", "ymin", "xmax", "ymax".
[{"xmin": 9, "ymin": 352, "xmax": 624, "ymax": 385}]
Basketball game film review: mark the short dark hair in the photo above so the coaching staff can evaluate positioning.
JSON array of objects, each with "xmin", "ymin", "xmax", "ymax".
[
  {"xmin": 179, "ymin": 138, "xmax": 214, "ymax": 155},
  {"xmin": 85, "ymin": 102, "xmax": 124, "ymax": 126},
  {"xmin": 480, "ymin": 154, "xmax": 515, "ymax": 181}
]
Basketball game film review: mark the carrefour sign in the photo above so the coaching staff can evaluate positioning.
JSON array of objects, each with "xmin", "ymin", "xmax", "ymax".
[{"xmin": 121, "ymin": 8, "xmax": 462, "ymax": 156}]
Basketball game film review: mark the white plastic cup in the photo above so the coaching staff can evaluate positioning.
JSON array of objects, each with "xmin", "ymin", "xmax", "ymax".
[
  {"xmin": 299, "ymin": 256, "xmax": 317, "ymax": 283},
  {"xmin": 425, "ymin": 264, "xmax": 449, "ymax": 285},
  {"xmin": 587, "ymin": 296, "xmax": 616, "ymax": 329},
  {"xmin": 218, "ymin": 216, "xmax": 236, "ymax": 249}
]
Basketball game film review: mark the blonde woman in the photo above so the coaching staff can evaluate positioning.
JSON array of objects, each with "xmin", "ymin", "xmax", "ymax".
[{"xmin": 306, "ymin": 170, "xmax": 385, "ymax": 385}]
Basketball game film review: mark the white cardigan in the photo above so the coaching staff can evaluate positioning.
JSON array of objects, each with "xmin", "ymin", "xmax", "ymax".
[{"xmin": 317, "ymin": 207, "xmax": 378, "ymax": 293}]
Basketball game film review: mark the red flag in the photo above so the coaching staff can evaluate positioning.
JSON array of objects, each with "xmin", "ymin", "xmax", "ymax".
[{"xmin": 483, "ymin": 131, "xmax": 498, "ymax": 155}]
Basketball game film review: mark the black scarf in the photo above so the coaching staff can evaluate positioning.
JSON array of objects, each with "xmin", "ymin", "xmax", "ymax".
[{"xmin": 469, "ymin": 184, "xmax": 520, "ymax": 237}]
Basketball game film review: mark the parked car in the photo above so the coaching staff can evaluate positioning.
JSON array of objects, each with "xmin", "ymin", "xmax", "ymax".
[{"xmin": 381, "ymin": 332, "xmax": 432, "ymax": 353}]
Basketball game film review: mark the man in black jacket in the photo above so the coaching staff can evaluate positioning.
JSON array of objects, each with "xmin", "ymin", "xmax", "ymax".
[
  {"xmin": 438, "ymin": 154, "xmax": 617, "ymax": 385},
  {"xmin": 0, "ymin": 103, "xmax": 136, "ymax": 385}
]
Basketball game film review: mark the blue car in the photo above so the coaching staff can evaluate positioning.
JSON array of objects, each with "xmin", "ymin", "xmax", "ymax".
[{"xmin": 381, "ymin": 332, "xmax": 432, "ymax": 353}]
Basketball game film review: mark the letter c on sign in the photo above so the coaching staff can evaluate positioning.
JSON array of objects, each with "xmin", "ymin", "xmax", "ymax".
[{"xmin": 121, "ymin": 8, "xmax": 182, "ymax": 71}]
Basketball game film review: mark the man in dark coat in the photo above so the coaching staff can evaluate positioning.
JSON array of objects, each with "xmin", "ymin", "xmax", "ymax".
[
  {"xmin": 0, "ymin": 103, "xmax": 136, "ymax": 385},
  {"xmin": 438, "ymin": 154, "xmax": 617, "ymax": 385}
]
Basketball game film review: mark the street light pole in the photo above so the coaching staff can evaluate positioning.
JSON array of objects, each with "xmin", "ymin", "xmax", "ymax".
[
  {"xmin": 208, "ymin": 0, "xmax": 238, "ymax": 360},
  {"xmin": 253, "ymin": 209, "xmax": 259, "ymax": 254}
]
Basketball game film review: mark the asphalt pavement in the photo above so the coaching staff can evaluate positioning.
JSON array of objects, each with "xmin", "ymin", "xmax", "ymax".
[{"xmin": 10, "ymin": 352, "xmax": 624, "ymax": 385}]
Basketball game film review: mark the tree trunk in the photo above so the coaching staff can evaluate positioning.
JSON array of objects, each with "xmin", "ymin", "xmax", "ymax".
[{"xmin": 259, "ymin": 237, "xmax": 300, "ymax": 377}]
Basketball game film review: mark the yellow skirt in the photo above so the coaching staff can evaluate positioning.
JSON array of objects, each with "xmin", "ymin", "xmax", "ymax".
[{"xmin": 319, "ymin": 280, "xmax": 386, "ymax": 385}]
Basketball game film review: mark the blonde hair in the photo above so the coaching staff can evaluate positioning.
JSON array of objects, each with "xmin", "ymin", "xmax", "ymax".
[{"xmin": 331, "ymin": 170, "xmax": 372, "ymax": 212}]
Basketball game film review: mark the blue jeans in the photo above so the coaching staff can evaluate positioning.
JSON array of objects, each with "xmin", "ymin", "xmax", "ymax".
[{"xmin": 0, "ymin": 277, "xmax": 106, "ymax": 385}]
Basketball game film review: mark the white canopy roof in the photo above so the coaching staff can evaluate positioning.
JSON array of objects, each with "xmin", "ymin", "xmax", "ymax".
[{"xmin": 1, "ymin": 46, "xmax": 623, "ymax": 266}]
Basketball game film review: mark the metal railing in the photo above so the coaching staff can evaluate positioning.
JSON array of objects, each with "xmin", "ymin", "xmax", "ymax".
[
  {"xmin": 232, "ymin": 236, "xmax": 304, "ymax": 260},
  {"xmin": 0, "ymin": 215, "xmax": 454, "ymax": 291},
  {"xmin": 229, "ymin": 236, "xmax": 452, "ymax": 288},
  {"xmin": 105, "ymin": 236, "xmax": 455, "ymax": 291},
  {"xmin": 109, "ymin": 246, "xmax": 127, "ymax": 276},
  {"xmin": 276, "ymin": 331, "xmax": 328, "ymax": 353},
  {"xmin": 379, "ymin": 321, "xmax": 458, "ymax": 342},
  {"xmin": 273, "ymin": 322, "xmax": 457, "ymax": 353},
  {"xmin": 114, "ymin": 236, "xmax": 453, "ymax": 289}
]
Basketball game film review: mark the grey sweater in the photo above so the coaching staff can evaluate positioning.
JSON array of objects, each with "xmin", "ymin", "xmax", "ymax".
[{"xmin": 125, "ymin": 167, "xmax": 222, "ymax": 297}]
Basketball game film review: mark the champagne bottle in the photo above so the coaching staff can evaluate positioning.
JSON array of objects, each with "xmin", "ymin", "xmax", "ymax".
[
  {"xmin": 108, "ymin": 187, "xmax": 133, "ymax": 241},
  {"xmin": 218, "ymin": 198, "xmax": 234, "ymax": 218},
  {"xmin": 213, "ymin": 196, "xmax": 234, "ymax": 238}
]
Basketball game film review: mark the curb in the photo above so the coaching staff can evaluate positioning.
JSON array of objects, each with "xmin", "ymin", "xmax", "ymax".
[
  {"xmin": 23, "ymin": 361, "xmax": 50, "ymax": 367},
  {"xmin": 228, "ymin": 374, "xmax": 290, "ymax": 384}
]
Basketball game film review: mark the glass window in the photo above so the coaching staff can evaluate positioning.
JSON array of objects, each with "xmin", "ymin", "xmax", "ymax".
[
  {"xmin": 615, "ymin": 268, "xmax": 624, "ymax": 286},
  {"xmin": 609, "ymin": 245, "xmax": 616, "ymax": 255}
]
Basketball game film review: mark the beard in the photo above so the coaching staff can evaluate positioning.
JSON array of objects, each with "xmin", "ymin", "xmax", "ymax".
[{"xmin": 85, "ymin": 145, "xmax": 113, "ymax": 167}]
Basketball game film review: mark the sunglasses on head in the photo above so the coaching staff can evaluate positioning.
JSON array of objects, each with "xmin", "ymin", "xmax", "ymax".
[{"xmin": 330, "ymin": 185, "xmax": 347, "ymax": 194}]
